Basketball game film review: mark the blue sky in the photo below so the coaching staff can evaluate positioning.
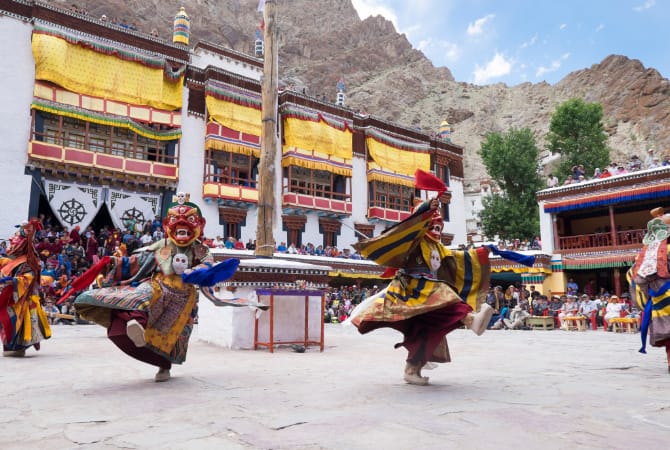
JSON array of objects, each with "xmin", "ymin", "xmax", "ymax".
[{"xmin": 351, "ymin": 0, "xmax": 669, "ymax": 86}]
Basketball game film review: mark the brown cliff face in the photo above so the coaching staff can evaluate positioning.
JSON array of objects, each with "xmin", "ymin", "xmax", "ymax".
[{"xmin": 55, "ymin": 1, "xmax": 670, "ymax": 188}]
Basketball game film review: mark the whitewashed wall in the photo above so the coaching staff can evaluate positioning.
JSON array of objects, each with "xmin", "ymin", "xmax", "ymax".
[
  {"xmin": 176, "ymin": 85, "xmax": 218, "ymax": 236},
  {"xmin": 444, "ymin": 178, "xmax": 467, "ymax": 246},
  {"xmin": 191, "ymin": 48, "xmax": 263, "ymax": 81},
  {"xmin": 0, "ymin": 16, "xmax": 35, "ymax": 237},
  {"xmin": 539, "ymin": 200, "xmax": 554, "ymax": 253}
]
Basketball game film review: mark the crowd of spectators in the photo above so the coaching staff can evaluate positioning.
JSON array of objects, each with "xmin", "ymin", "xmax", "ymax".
[
  {"xmin": 208, "ymin": 237, "xmax": 364, "ymax": 260},
  {"xmin": 323, "ymin": 285, "xmax": 380, "ymax": 323},
  {"xmin": 547, "ymin": 148, "xmax": 670, "ymax": 188},
  {"xmin": 484, "ymin": 281, "xmax": 638, "ymax": 331},
  {"xmin": 3, "ymin": 211, "xmax": 374, "ymax": 325}
]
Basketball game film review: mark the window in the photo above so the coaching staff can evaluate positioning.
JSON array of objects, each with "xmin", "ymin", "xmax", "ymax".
[
  {"xmin": 33, "ymin": 111, "xmax": 180, "ymax": 164},
  {"xmin": 370, "ymin": 181, "xmax": 414, "ymax": 211},
  {"xmin": 285, "ymin": 166, "xmax": 350, "ymax": 201},
  {"xmin": 67, "ymin": 133, "xmax": 85, "ymax": 149},
  {"xmin": 111, "ymin": 141, "xmax": 126, "ymax": 157},
  {"xmin": 204, "ymin": 149, "xmax": 258, "ymax": 187},
  {"xmin": 89, "ymin": 136, "xmax": 107, "ymax": 153}
]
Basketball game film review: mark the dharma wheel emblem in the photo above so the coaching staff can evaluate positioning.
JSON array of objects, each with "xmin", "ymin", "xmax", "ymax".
[
  {"xmin": 58, "ymin": 198, "xmax": 86, "ymax": 225},
  {"xmin": 121, "ymin": 207, "xmax": 145, "ymax": 227}
]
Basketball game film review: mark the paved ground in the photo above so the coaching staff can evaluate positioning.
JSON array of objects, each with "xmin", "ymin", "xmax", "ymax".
[{"xmin": 1, "ymin": 323, "xmax": 669, "ymax": 450}]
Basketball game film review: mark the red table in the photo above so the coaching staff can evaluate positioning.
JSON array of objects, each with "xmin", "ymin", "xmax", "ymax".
[{"xmin": 253, "ymin": 289, "xmax": 325, "ymax": 353}]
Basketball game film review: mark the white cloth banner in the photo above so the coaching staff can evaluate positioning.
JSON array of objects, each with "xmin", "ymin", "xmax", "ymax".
[
  {"xmin": 43, "ymin": 180, "xmax": 104, "ymax": 232},
  {"xmin": 107, "ymin": 188, "xmax": 162, "ymax": 232}
]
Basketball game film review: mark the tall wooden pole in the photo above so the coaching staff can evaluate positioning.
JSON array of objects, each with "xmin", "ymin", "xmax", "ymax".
[{"xmin": 255, "ymin": 0, "xmax": 278, "ymax": 258}]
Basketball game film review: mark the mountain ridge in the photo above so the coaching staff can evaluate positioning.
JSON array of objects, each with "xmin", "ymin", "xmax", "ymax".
[{"xmin": 55, "ymin": 0, "xmax": 670, "ymax": 188}]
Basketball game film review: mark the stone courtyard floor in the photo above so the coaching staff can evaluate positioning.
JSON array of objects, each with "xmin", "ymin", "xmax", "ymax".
[{"xmin": 1, "ymin": 323, "xmax": 668, "ymax": 449}]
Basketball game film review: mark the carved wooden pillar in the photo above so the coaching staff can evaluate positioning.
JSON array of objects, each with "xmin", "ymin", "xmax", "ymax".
[
  {"xmin": 609, "ymin": 205, "xmax": 617, "ymax": 246},
  {"xmin": 282, "ymin": 214, "xmax": 306, "ymax": 247},
  {"xmin": 319, "ymin": 217, "xmax": 342, "ymax": 248},
  {"xmin": 613, "ymin": 268, "xmax": 621, "ymax": 297}
]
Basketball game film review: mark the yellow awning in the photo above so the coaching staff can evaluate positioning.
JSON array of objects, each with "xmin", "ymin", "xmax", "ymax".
[
  {"xmin": 206, "ymin": 96, "xmax": 262, "ymax": 137},
  {"xmin": 283, "ymin": 116, "xmax": 352, "ymax": 160},
  {"xmin": 366, "ymin": 162, "xmax": 415, "ymax": 187},
  {"xmin": 282, "ymin": 147, "xmax": 352, "ymax": 177},
  {"xmin": 32, "ymin": 33, "xmax": 182, "ymax": 111},
  {"xmin": 366, "ymin": 137, "xmax": 430, "ymax": 177}
]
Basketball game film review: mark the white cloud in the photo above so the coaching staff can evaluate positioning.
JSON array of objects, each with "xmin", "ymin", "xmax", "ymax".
[
  {"xmin": 435, "ymin": 40, "xmax": 460, "ymax": 62},
  {"xmin": 559, "ymin": 23, "xmax": 567, "ymax": 30},
  {"xmin": 351, "ymin": 0, "xmax": 399, "ymax": 29},
  {"xmin": 520, "ymin": 33, "xmax": 538, "ymax": 49},
  {"xmin": 633, "ymin": 0, "xmax": 656, "ymax": 12},
  {"xmin": 535, "ymin": 53, "xmax": 570, "ymax": 79},
  {"xmin": 467, "ymin": 14, "xmax": 495, "ymax": 36},
  {"xmin": 473, "ymin": 52, "xmax": 512, "ymax": 84},
  {"xmin": 595, "ymin": 24, "xmax": 605, "ymax": 32}
]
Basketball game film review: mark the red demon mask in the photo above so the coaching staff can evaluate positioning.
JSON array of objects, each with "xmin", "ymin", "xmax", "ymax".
[{"xmin": 163, "ymin": 202, "xmax": 205, "ymax": 248}]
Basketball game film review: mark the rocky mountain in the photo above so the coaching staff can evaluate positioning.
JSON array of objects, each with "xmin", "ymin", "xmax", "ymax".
[{"xmin": 56, "ymin": 0, "xmax": 670, "ymax": 189}]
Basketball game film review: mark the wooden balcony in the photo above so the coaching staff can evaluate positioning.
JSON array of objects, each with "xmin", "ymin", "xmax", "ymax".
[
  {"xmin": 557, "ymin": 229, "xmax": 646, "ymax": 252},
  {"xmin": 282, "ymin": 192, "xmax": 352, "ymax": 216},
  {"xmin": 367, "ymin": 206, "xmax": 411, "ymax": 223},
  {"xmin": 29, "ymin": 141, "xmax": 178, "ymax": 180},
  {"xmin": 203, "ymin": 182, "xmax": 258, "ymax": 203}
]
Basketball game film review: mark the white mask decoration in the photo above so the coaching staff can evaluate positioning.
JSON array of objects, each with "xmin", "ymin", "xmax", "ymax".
[
  {"xmin": 430, "ymin": 249, "xmax": 441, "ymax": 272},
  {"xmin": 172, "ymin": 252, "xmax": 188, "ymax": 275},
  {"xmin": 176, "ymin": 192, "xmax": 186, "ymax": 205}
]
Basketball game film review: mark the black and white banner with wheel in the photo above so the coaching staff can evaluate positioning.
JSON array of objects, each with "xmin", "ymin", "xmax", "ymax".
[
  {"xmin": 43, "ymin": 180, "xmax": 162, "ymax": 233},
  {"xmin": 107, "ymin": 188, "xmax": 162, "ymax": 232},
  {"xmin": 44, "ymin": 180, "xmax": 104, "ymax": 232}
]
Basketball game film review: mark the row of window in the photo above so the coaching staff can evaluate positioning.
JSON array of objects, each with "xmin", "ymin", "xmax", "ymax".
[{"xmin": 32, "ymin": 112, "xmax": 179, "ymax": 164}]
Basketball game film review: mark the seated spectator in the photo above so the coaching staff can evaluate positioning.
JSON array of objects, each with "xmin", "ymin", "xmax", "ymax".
[
  {"xmin": 548, "ymin": 295, "xmax": 563, "ymax": 318},
  {"xmin": 578, "ymin": 294, "xmax": 597, "ymax": 323},
  {"xmin": 604, "ymin": 295, "xmax": 623, "ymax": 330},
  {"xmin": 663, "ymin": 154, "xmax": 670, "ymax": 166},
  {"xmin": 559, "ymin": 294, "xmax": 578, "ymax": 328},
  {"xmin": 276, "ymin": 242, "xmax": 287, "ymax": 253},
  {"xmin": 44, "ymin": 298, "xmax": 60, "ymax": 325},
  {"xmin": 234, "ymin": 239, "xmax": 245, "ymax": 250},
  {"xmin": 532, "ymin": 295, "xmax": 548, "ymax": 316},
  {"xmin": 139, "ymin": 231, "xmax": 153, "ymax": 246},
  {"xmin": 224, "ymin": 237, "xmax": 235, "ymax": 249},
  {"xmin": 213, "ymin": 236, "xmax": 225, "ymax": 248},
  {"xmin": 503, "ymin": 303, "xmax": 531, "ymax": 329}
]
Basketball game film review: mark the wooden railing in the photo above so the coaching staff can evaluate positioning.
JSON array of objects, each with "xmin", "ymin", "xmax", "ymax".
[{"xmin": 558, "ymin": 229, "xmax": 646, "ymax": 251}]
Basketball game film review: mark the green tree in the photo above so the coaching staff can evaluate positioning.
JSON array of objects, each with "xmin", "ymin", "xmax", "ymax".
[
  {"xmin": 478, "ymin": 128, "xmax": 543, "ymax": 240},
  {"xmin": 546, "ymin": 98, "xmax": 610, "ymax": 181}
]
